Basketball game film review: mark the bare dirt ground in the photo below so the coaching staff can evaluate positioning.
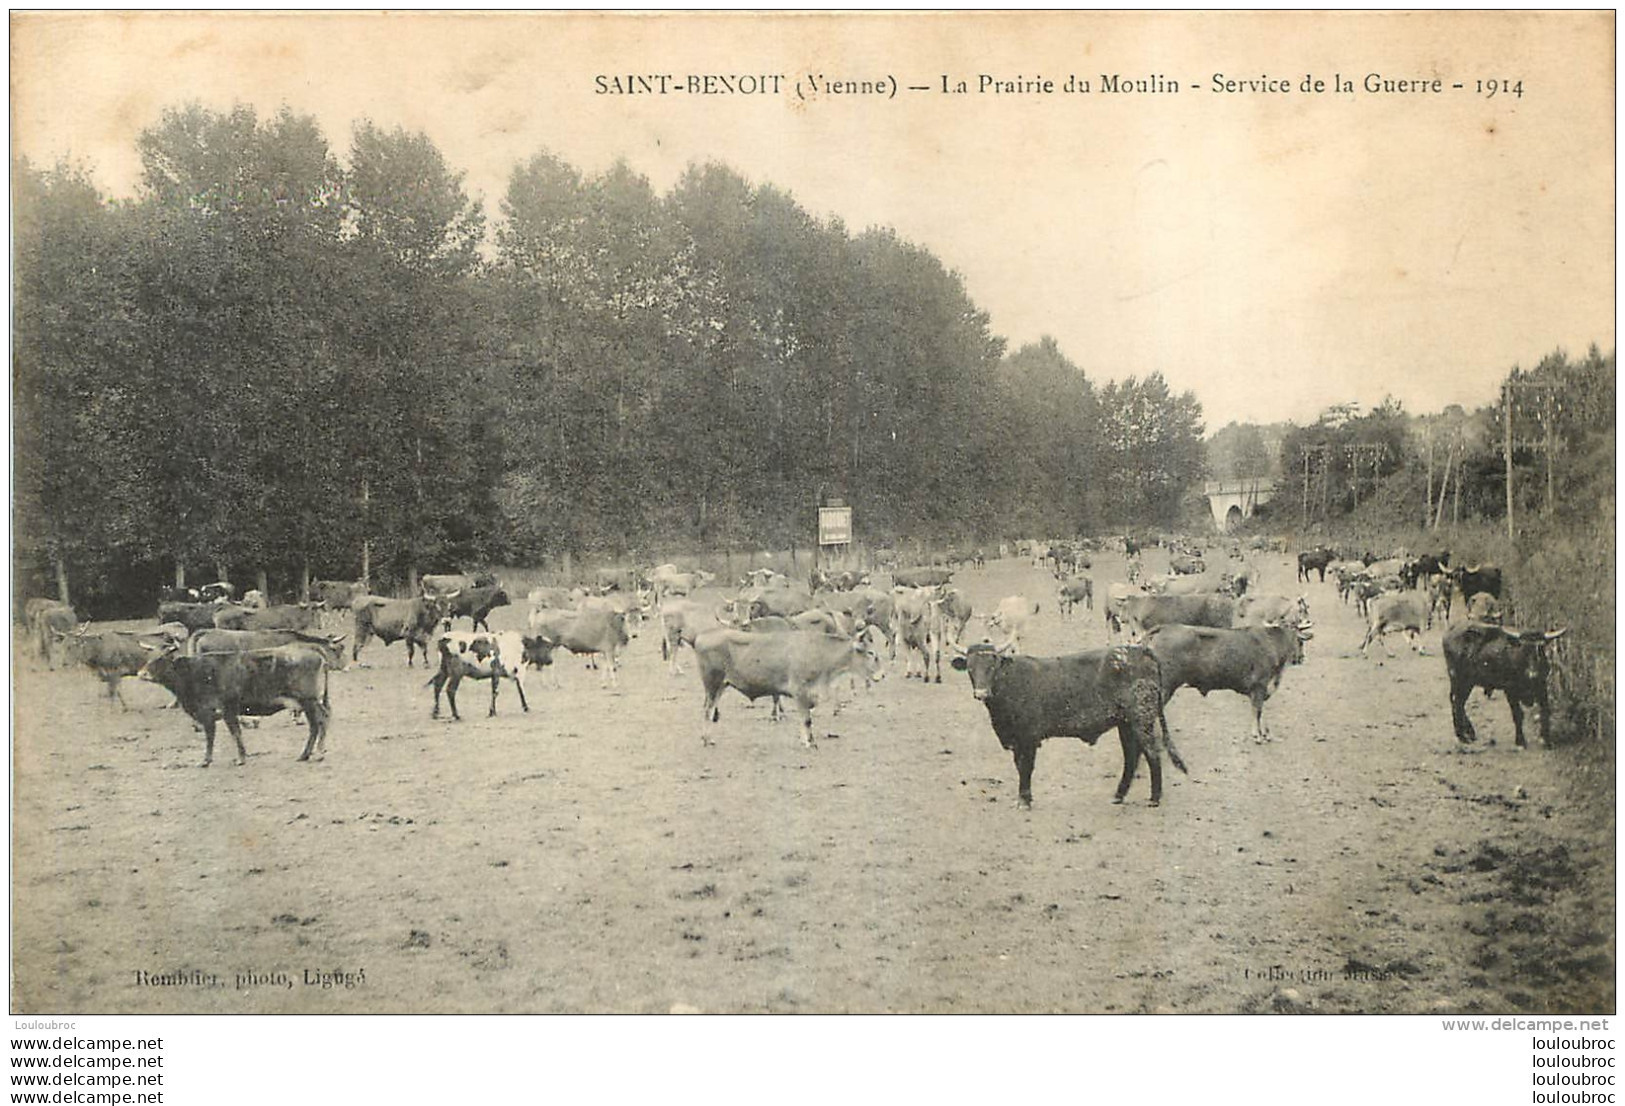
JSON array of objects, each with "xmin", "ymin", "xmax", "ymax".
[{"xmin": 11, "ymin": 552, "xmax": 1615, "ymax": 1013}]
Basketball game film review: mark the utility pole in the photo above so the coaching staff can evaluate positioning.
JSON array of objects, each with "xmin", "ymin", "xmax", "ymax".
[
  {"xmin": 1504, "ymin": 383, "xmax": 1515, "ymax": 541},
  {"xmin": 1424, "ymin": 427, "xmax": 1434, "ymax": 529}
]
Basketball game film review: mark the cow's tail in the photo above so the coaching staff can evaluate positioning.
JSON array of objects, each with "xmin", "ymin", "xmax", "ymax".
[{"xmin": 1149, "ymin": 652, "xmax": 1188, "ymax": 775}]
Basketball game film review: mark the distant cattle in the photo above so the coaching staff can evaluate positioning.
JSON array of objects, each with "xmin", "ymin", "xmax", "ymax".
[
  {"xmin": 1361, "ymin": 593, "xmax": 1431, "ymax": 657},
  {"xmin": 213, "ymin": 603, "xmax": 319, "ymax": 633},
  {"xmin": 25, "ymin": 599, "xmax": 77, "ymax": 666},
  {"xmin": 1452, "ymin": 565, "xmax": 1504, "ymax": 604},
  {"xmin": 52, "ymin": 624, "xmax": 189, "ymax": 706},
  {"xmin": 692, "ymin": 627, "xmax": 884, "ymax": 748},
  {"xmin": 526, "ymin": 606, "xmax": 632, "ymax": 686},
  {"xmin": 1234, "ymin": 594, "xmax": 1309, "ymax": 628},
  {"xmin": 351, "ymin": 595, "xmax": 449, "ymax": 667},
  {"xmin": 1145, "ymin": 621, "xmax": 1313, "ymax": 741},
  {"xmin": 157, "ymin": 601, "xmax": 222, "ymax": 636},
  {"xmin": 952, "ymin": 641, "xmax": 1182, "ymax": 807},
  {"xmin": 1297, "ymin": 548, "xmax": 1333, "ymax": 583},
  {"xmin": 421, "ymin": 572, "xmax": 497, "ymax": 599},
  {"xmin": 1444, "ymin": 622, "xmax": 1567, "ymax": 748},
  {"xmin": 1168, "ymin": 553, "xmax": 1206, "ymax": 576},
  {"xmin": 1123, "ymin": 593, "xmax": 1235, "ymax": 639},
  {"xmin": 444, "ymin": 585, "xmax": 511, "ymax": 632},
  {"xmin": 892, "ymin": 566, "xmax": 953, "ymax": 589},
  {"xmin": 892, "ymin": 587, "xmax": 945, "ymax": 682},
  {"xmin": 309, "ymin": 580, "xmax": 367, "ymax": 611},
  {"xmin": 1057, "ymin": 577, "xmax": 1094, "ymax": 619},
  {"xmin": 986, "ymin": 595, "xmax": 1041, "ymax": 653}
]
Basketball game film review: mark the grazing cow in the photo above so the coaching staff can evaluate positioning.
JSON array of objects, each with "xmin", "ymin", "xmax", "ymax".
[
  {"xmin": 52, "ymin": 624, "xmax": 190, "ymax": 706},
  {"xmin": 157, "ymin": 585, "xmax": 201, "ymax": 604},
  {"xmin": 986, "ymin": 595, "xmax": 1041, "ymax": 653},
  {"xmin": 658, "ymin": 598, "xmax": 714, "ymax": 676},
  {"xmin": 444, "ymin": 585, "xmax": 511, "ymax": 632},
  {"xmin": 1145, "ymin": 621, "xmax": 1313, "ymax": 741},
  {"xmin": 1168, "ymin": 553, "xmax": 1206, "ymax": 576},
  {"xmin": 936, "ymin": 588, "xmax": 974, "ymax": 650},
  {"xmin": 650, "ymin": 569, "xmax": 713, "ymax": 603},
  {"xmin": 526, "ymin": 607, "xmax": 632, "ymax": 686},
  {"xmin": 527, "ymin": 585, "xmax": 583, "ymax": 609},
  {"xmin": 421, "ymin": 572, "xmax": 497, "ymax": 599},
  {"xmin": 892, "ymin": 566, "xmax": 954, "ymax": 589},
  {"xmin": 213, "ymin": 603, "xmax": 319, "ymax": 632},
  {"xmin": 138, "ymin": 640, "xmax": 331, "ymax": 766},
  {"xmin": 351, "ymin": 595, "xmax": 449, "ymax": 666},
  {"xmin": 745, "ymin": 586, "xmax": 815, "ymax": 620},
  {"xmin": 185, "ymin": 627, "xmax": 347, "ymax": 673},
  {"xmin": 1427, "ymin": 572, "xmax": 1456, "ymax": 623},
  {"xmin": 1123, "ymin": 593, "xmax": 1236, "ymax": 639},
  {"xmin": 1403, "ymin": 551, "xmax": 1452, "ymax": 590},
  {"xmin": 892, "ymin": 587, "xmax": 945, "ymax": 682},
  {"xmin": 1234, "ymin": 594, "xmax": 1310, "ymax": 628},
  {"xmin": 1452, "ymin": 564, "xmax": 1504, "ymax": 603},
  {"xmin": 1105, "ymin": 583, "xmax": 1150, "ymax": 636},
  {"xmin": 594, "ymin": 567, "xmax": 645, "ymax": 594},
  {"xmin": 1361, "ymin": 592, "xmax": 1432, "ymax": 656},
  {"xmin": 951, "ymin": 641, "xmax": 1183, "ymax": 808},
  {"xmin": 198, "ymin": 581, "xmax": 235, "ymax": 603},
  {"xmin": 157, "ymin": 601, "xmax": 222, "ymax": 636},
  {"xmin": 429, "ymin": 631, "xmax": 553, "ymax": 720},
  {"xmin": 309, "ymin": 579, "xmax": 367, "ymax": 611},
  {"xmin": 239, "ymin": 589, "xmax": 269, "ymax": 611},
  {"xmin": 692, "ymin": 627, "xmax": 884, "ymax": 748},
  {"xmin": 1465, "ymin": 593, "xmax": 1504, "ymax": 624},
  {"xmin": 1444, "ymin": 622, "xmax": 1568, "ymax": 748},
  {"xmin": 1057, "ymin": 577, "xmax": 1094, "ymax": 619},
  {"xmin": 1297, "ymin": 547, "xmax": 1333, "ymax": 583},
  {"xmin": 827, "ymin": 587, "xmax": 897, "ymax": 661}
]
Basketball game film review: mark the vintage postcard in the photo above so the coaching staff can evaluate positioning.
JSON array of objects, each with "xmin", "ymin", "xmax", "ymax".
[{"xmin": 10, "ymin": 12, "xmax": 1614, "ymax": 1026}]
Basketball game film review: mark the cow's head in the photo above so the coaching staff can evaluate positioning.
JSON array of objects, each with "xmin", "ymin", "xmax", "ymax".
[
  {"xmin": 852, "ymin": 625, "xmax": 887, "ymax": 684},
  {"xmin": 950, "ymin": 640, "xmax": 1015, "ymax": 700},
  {"xmin": 1503, "ymin": 627, "xmax": 1567, "ymax": 695}
]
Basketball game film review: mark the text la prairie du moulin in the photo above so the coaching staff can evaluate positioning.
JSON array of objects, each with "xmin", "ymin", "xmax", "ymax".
[{"xmin": 594, "ymin": 72, "xmax": 1525, "ymax": 100}]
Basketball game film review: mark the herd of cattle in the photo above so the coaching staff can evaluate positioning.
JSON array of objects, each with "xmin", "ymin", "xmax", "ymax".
[{"xmin": 19, "ymin": 535, "xmax": 1569, "ymax": 807}]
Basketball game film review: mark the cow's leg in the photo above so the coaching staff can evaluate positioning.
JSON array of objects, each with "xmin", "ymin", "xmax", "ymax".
[
  {"xmin": 488, "ymin": 671, "xmax": 500, "ymax": 717},
  {"xmin": 797, "ymin": 696, "xmax": 817, "ymax": 749},
  {"xmin": 1012, "ymin": 744, "xmax": 1037, "ymax": 809},
  {"xmin": 449, "ymin": 670, "xmax": 465, "ymax": 721},
  {"xmin": 1508, "ymin": 698, "xmax": 1528, "ymax": 749},
  {"xmin": 1448, "ymin": 679, "xmax": 1478, "ymax": 743},
  {"xmin": 1250, "ymin": 691, "xmax": 1270, "ymax": 741},
  {"xmin": 297, "ymin": 700, "xmax": 324, "ymax": 761},
  {"xmin": 430, "ymin": 670, "xmax": 447, "ymax": 719},
  {"xmin": 1113, "ymin": 727, "xmax": 1139, "ymax": 804},
  {"xmin": 1537, "ymin": 689, "xmax": 1553, "ymax": 746},
  {"xmin": 199, "ymin": 718, "xmax": 217, "ymax": 767},
  {"xmin": 223, "ymin": 715, "xmax": 249, "ymax": 766},
  {"xmin": 512, "ymin": 672, "xmax": 529, "ymax": 713}
]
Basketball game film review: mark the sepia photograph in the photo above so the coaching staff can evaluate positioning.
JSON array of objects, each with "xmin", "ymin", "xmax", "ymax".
[{"xmin": 9, "ymin": 9, "xmax": 1615, "ymax": 1034}]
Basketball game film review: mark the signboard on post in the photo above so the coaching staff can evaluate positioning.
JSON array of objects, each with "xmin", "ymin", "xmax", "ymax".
[{"xmin": 818, "ymin": 507, "xmax": 852, "ymax": 546}]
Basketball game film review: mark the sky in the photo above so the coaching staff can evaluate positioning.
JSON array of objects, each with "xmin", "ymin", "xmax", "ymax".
[{"xmin": 11, "ymin": 11, "xmax": 1616, "ymax": 432}]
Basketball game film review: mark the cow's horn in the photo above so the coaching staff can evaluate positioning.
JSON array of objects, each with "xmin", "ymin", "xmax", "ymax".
[
  {"xmin": 950, "ymin": 642, "xmax": 967, "ymax": 656},
  {"xmin": 1544, "ymin": 628, "xmax": 1569, "ymax": 641}
]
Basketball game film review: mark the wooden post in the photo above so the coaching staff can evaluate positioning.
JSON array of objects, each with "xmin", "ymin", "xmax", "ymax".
[
  {"xmin": 256, "ymin": 568, "xmax": 269, "ymax": 601},
  {"xmin": 174, "ymin": 562, "xmax": 186, "ymax": 589},
  {"xmin": 1301, "ymin": 449, "xmax": 1310, "ymax": 528},
  {"xmin": 299, "ymin": 556, "xmax": 310, "ymax": 603},
  {"xmin": 54, "ymin": 556, "xmax": 70, "ymax": 605}
]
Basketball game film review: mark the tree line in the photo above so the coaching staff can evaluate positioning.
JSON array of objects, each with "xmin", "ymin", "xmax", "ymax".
[{"xmin": 15, "ymin": 104, "xmax": 1208, "ymax": 615}]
